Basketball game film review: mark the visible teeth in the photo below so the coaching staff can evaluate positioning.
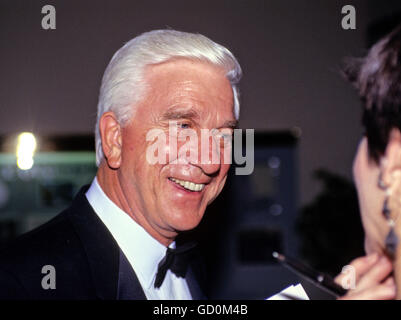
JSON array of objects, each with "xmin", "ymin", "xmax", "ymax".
[{"xmin": 170, "ymin": 178, "xmax": 205, "ymax": 192}]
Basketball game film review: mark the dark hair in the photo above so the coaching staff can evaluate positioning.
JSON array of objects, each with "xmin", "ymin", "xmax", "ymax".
[{"xmin": 344, "ymin": 23, "xmax": 401, "ymax": 163}]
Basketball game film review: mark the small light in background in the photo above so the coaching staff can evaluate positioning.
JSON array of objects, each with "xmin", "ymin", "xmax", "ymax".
[
  {"xmin": 291, "ymin": 126, "xmax": 303, "ymax": 138},
  {"xmin": 16, "ymin": 132, "xmax": 37, "ymax": 170}
]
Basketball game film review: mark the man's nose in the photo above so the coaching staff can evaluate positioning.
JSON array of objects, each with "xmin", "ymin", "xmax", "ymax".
[{"xmin": 195, "ymin": 135, "xmax": 221, "ymax": 176}]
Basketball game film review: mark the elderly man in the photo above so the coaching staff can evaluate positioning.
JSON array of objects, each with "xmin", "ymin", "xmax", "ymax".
[
  {"xmin": 0, "ymin": 29, "xmax": 393, "ymax": 300},
  {"xmin": 0, "ymin": 30, "xmax": 240, "ymax": 299}
]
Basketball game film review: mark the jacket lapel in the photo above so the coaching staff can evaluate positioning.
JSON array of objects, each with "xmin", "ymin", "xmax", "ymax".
[
  {"xmin": 117, "ymin": 249, "xmax": 147, "ymax": 300},
  {"xmin": 66, "ymin": 186, "xmax": 120, "ymax": 299},
  {"xmin": 186, "ymin": 266, "xmax": 207, "ymax": 300},
  {"xmin": 66, "ymin": 185, "xmax": 207, "ymax": 300}
]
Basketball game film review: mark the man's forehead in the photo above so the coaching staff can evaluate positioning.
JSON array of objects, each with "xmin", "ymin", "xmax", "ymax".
[{"xmin": 141, "ymin": 58, "xmax": 235, "ymax": 120}]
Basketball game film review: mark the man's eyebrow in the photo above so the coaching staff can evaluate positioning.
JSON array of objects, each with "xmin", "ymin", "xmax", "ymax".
[
  {"xmin": 161, "ymin": 108, "xmax": 201, "ymax": 121},
  {"xmin": 161, "ymin": 108, "xmax": 238, "ymax": 128},
  {"xmin": 219, "ymin": 120, "xmax": 238, "ymax": 129}
]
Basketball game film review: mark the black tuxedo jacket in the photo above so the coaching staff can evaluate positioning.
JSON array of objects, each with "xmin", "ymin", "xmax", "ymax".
[{"xmin": 0, "ymin": 186, "xmax": 206, "ymax": 300}]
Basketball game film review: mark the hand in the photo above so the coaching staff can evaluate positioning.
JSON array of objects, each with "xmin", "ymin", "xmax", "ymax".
[{"xmin": 334, "ymin": 253, "xmax": 396, "ymax": 300}]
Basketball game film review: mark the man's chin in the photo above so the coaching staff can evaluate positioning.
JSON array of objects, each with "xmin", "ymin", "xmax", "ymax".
[{"xmin": 168, "ymin": 212, "xmax": 203, "ymax": 232}]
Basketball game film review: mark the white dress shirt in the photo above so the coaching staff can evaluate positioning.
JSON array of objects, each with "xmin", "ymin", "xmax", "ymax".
[{"xmin": 85, "ymin": 177, "xmax": 192, "ymax": 300}]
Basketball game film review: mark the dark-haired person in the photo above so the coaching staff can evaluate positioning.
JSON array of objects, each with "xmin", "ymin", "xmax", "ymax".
[{"xmin": 343, "ymin": 23, "xmax": 401, "ymax": 299}]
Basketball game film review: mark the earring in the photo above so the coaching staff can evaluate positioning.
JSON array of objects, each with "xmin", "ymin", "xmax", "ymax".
[
  {"xmin": 383, "ymin": 197, "xmax": 399, "ymax": 259},
  {"xmin": 378, "ymin": 172, "xmax": 388, "ymax": 190},
  {"xmin": 381, "ymin": 185, "xmax": 399, "ymax": 259}
]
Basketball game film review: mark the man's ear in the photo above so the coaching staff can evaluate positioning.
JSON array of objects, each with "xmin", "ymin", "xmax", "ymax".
[
  {"xmin": 99, "ymin": 111, "xmax": 123, "ymax": 169},
  {"xmin": 381, "ymin": 128, "xmax": 401, "ymax": 187}
]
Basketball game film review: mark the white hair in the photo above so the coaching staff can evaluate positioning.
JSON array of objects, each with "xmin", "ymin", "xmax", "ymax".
[{"xmin": 95, "ymin": 29, "xmax": 242, "ymax": 166}]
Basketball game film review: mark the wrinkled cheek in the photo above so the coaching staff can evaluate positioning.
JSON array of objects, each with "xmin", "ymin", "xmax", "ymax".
[
  {"xmin": 221, "ymin": 144, "xmax": 233, "ymax": 166},
  {"xmin": 221, "ymin": 162, "xmax": 231, "ymax": 173},
  {"xmin": 216, "ymin": 170, "xmax": 230, "ymax": 195}
]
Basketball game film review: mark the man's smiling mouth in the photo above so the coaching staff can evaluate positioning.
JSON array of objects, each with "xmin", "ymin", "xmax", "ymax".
[{"xmin": 168, "ymin": 177, "xmax": 205, "ymax": 192}]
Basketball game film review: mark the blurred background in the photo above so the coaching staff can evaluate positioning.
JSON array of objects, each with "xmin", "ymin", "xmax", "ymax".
[{"xmin": 1, "ymin": 0, "xmax": 401, "ymax": 299}]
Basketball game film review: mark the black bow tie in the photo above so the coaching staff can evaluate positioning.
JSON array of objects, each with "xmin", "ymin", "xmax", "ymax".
[{"xmin": 154, "ymin": 241, "xmax": 197, "ymax": 289}]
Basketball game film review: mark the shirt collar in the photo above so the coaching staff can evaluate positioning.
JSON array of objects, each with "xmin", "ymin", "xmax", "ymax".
[{"xmin": 85, "ymin": 177, "xmax": 173, "ymax": 289}]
